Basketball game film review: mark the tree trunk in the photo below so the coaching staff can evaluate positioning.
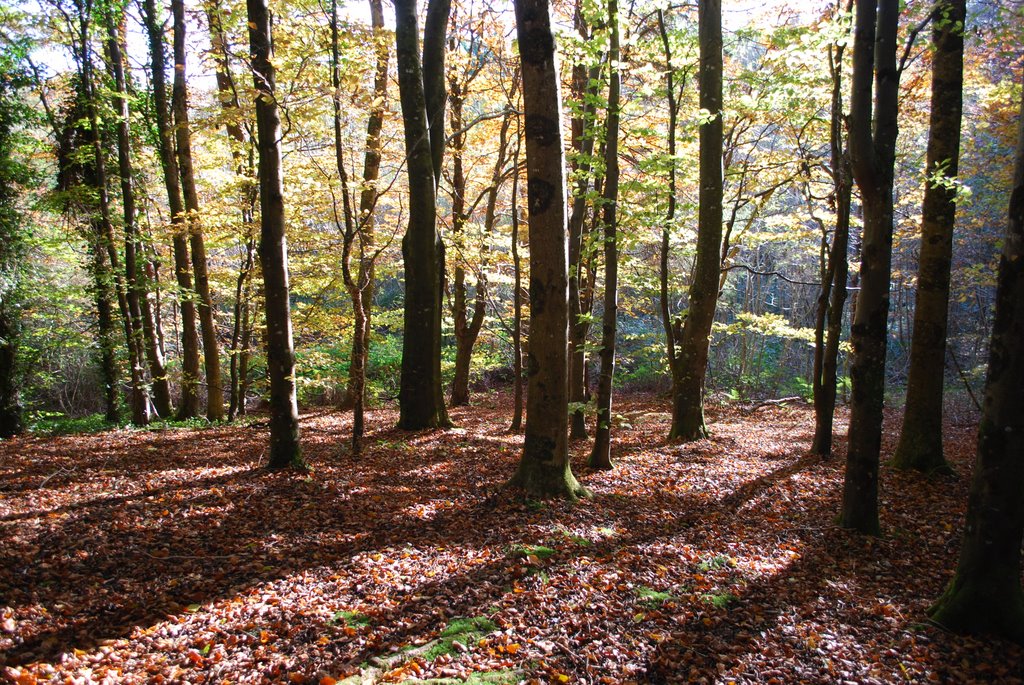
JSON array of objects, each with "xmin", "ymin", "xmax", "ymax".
[
  {"xmin": 893, "ymin": 0, "xmax": 965, "ymax": 473},
  {"xmin": 142, "ymin": 0, "xmax": 200, "ymax": 420},
  {"xmin": 395, "ymin": 0, "xmax": 451, "ymax": 430},
  {"xmin": 228, "ymin": 238, "xmax": 255, "ymax": 420},
  {"xmin": 0, "ymin": 64, "xmax": 26, "ymax": 436},
  {"xmin": 205, "ymin": 0, "xmax": 258, "ymax": 422},
  {"xmin": 341, "ymin": 0, "xmax": 387, "ymax": 415},
  {"xmin": 811, "ymin": 29, "xmax": 852, "ymax": 457},
  {"xmin": 657, "ymin": 8, "xmax": 682, "ymax": 389},
  {"xmin": 928, "ymin": 81, "xmax": 1024, "ymax": 645},
  {"xmin": 588, "ymin": 0, "xmax": 620, "ymax": 470},
  {"xmin": 247, "ymin": 0, "xmax": 304, "ymax": 468},
  {"xmin": 106, "ymin": 10, "xmax": 153, "ymax": 426},
  {"xmin": 510, "ymin": 139, "xmax": 524, "ymax": 432},
  {"xmin": 173, "ymin": 0, "xmax": 224, "ymax": 421},
  {"xmin": 669, "ymin": 0, "xmax": 723, "ymax": 442},
  {"xmin": 507, "ymin": 0, "xmax": 587, "ymax": 499},
  {"xmin": 567, "ymin": 19, "xmax": 603, "ymax": 440},
  {"xmin": 841, "ymin": 0, "xmax": 900, "ymax": 535}
]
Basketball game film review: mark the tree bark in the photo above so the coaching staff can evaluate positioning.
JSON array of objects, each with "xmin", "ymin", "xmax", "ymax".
[
  {"xmin": 395, "ymin": 0, "xmax": 451, "ymax": 430},
  {"xmin": 173, "ymin": 0, "xmax": 224, "ymax": 421},
  {"xmin": 205, "ymin": 0, "xmax": 258, "ymax": 421},
  {"xmin": 507, "ymin": 0, "xmax": 587, "ymax": 499},
  {"xmin": 106, "ymin": 10, "xmax": 154, "ymax": 426},
  {"xmin": 893, "ymin": 0, "xmax": 965, "ymax": 473},
  {"xmin": 929, "ymin": 80, "xmax": 1024, "ymax": 645},
  {"xmin": 811, "ymin": 25, "xmax": 852, "ymax": 457},
  {"xmin": 657, "ymin": 8, "xmax": 682, "ymax": 389},
  {"xmin": 142, "ymin": 0, "xmax": 200, "ymax": 419},
  {"xmin": 247, "ymin": 0, "xmax": 304, "ymax": 467},
  {"xmin": 510, "ymin": 139, "xmax": 524, "ymax": 432},
  {"xmin": 588, "ymin": 0, "xmax": 620, "ymax": 470},
  {"xmin": 841, "ymin": 0, "xmax": 900, "ymax": 535},
  {"xmin": 567, "ymin": 14, "xmax": 603, "ymax": 441},
  {"xmin": 669, "ymin": 0, "xmax": 723, "ymax": 442}
]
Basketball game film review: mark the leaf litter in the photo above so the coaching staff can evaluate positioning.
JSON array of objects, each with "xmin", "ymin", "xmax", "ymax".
[{"xmin": 1, "ymin": 393, "xmax": 1020, "ymax": 683}]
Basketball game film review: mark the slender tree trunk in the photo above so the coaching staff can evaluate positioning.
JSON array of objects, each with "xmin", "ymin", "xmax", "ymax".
[
  {"xmin": 247, "ymin": 0, "xmax": 304, "ymax": 467},
  {"xmin": 669, "ymin": 0, "xmax": 723, "ymax": 442},
  {"xmin": 173, "ymin": 0, "xmax": 224, "ymax": 421},
  {"xmin": 589, "ymin": 0, "xmax": 620, "ymax": 470},
  {"xmin": 811, "ymin": 30, "xmax": 852, "ymax": 457},
  {"xmin": 89, "ymin": 227, "xmax": 122, "ymax": 423},
  {"xmin": 657, "ymin": 8, "xmax": 681, "ymax": 389},
  {"xmin": 205, "ymin": 0, "xmax": 258, "ymax": 421},
  {"xmin": 893, "ymin": 0, "xmax": 965, "ymax": 473},
  {"xmin": 142, "ymin": 0, "xmax": 201, "ymax": 419},
  {"xmin": 106, "ymin": 10, "xmax": 152, "ymax": 426},
  {"xmin": 510, "ymin": 139, "xmax": 524, "ymax": 432},
  {"xmin": 841, "ymin": 0, "xmax": 900, "ymax": 535},
  {"xmin": 507, "ymin": 0, "xmax": 588, "ymax": 499},
  {"xmin": 451, "ymin": 107, "xmax": 510, "ymax": 407},
  {"xmin": 567, "ymin": 29, "xmax": 603, "ymax": 440},
  {"xmin": 395, "ymin": 0, "xmax": 451, "ymax": 430},
  {"xmin": 228, "ymin": 238, "xmax": 255, "ymax": 420},
  {"xmin": 0, "ymin": 72, "xmax": 25, "ymax": 437},
  {"xmin": 929, "ymin": 82, "xmax": 1024, "ymax": 645},
  {"xmin": 341, "ymin": 0, "xmax": 387, "ymax": 414}
]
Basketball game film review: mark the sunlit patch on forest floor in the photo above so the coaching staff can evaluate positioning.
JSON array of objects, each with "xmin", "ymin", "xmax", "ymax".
[{"xmin": 1, "ymin": 393, "xmax": 1020, "ymax": 684}]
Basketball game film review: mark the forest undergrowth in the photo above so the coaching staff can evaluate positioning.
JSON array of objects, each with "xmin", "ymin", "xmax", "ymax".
[{"xmin": 1, "ymin": 393, "xmax": 1020, "ymax": 684}]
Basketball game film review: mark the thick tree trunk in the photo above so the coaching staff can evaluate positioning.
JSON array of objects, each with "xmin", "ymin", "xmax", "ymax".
[
  {"xmin": 893, "ymin": 0, "xmax": 965, "ymax": 473},
  {"xmin": 507, "ymin": 0, "xmax": 587, "ymax": 499},
  {"xmin": 142, "ymin": 0, "xmax": 200, "ymax": 420},
  {"xmin": 811, "ymin": 35, "xmax": 852, "ymax": 457},
  {"xmin": 173, "ymin": 0, "xmax": 224, "ymax": 421},
  {"xmin": 248, "ymin": 0, "xmax": 304, "ymax": 468},
  {"xmin": 669, "ymin": 0, "xmax": 723, "ymax": 442},
  {"xmin": 841, "ymin": 0, "xmax": 900, "ymax": 535},
  {"xmin": 588, "ymin": 0, "xmax": 620, "ymax": 470},
  {"xmin": 929, "ymin": 83, "xmax": 1024, "ymax": 645},
  {"xmin": 395, "ymin": 0, "xmax": 451, "ymax": 430}
]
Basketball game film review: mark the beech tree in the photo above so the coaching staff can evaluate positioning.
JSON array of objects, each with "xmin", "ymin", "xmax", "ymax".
[
  {"xmin": 395, "ymin": 0, "xmax": 451, "ymax": 430},
  {"xmin": 841, "ymin": 0, "xmax": 900, "ymax": 535},
  {"xmin": 0, "ymin": 53, "xmax": 28, "ymax": 438},
  {"xmin": 142, "ymin": 0, "xmax": 201, "ymax": 420},
  {"xmin": 588, "ymin": 0, "xmax": 620, "ymax": 470},
  {"xmin": 507, "ymin": 0, "xmax": 587, "ymax": 499},
  {"xmin": 247, "ymin": 0, "xmax": 303, "ymax": 468},
  {"xmin": 668, "ymin": 0, "xmax": 723, "ymax": 441},
  {"xmin": 172, "ymin": 0, "xmax": 224, "ymax": 421},
  {"xmin": 892, "ymin": 0, "xmax": 965, "ymax": 473},
  {"xmin": 810, "ymin": 3, "xmax": 852, "ymax": 457},
  {"xmin": 929, "ymin": 81, "xmax": 1024, "ymax": 645}
]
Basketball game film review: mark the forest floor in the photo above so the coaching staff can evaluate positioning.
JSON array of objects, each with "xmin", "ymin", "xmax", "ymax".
[{"xmin": 1, "ymin": 392, "xmax": 1021, "ymax": 684}]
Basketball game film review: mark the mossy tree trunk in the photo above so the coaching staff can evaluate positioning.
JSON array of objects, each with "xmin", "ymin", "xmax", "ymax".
[{"xmin": 929, "ymin": 82, "xmax": 1024, "ymax": 645}]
